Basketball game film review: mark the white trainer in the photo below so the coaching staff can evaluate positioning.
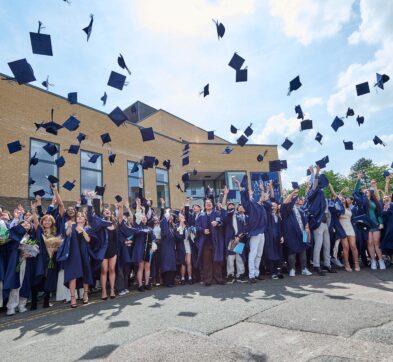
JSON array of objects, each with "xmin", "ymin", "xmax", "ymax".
[
  {"xmin": 6, "ymin": 307, "xmax": 16, "ymax": 316},
  {"xmin": 379, "ymin": 260, "xmax": 386, "ymax": 270},
  {"xmin": 331, "ymin": 258, "xmax": 344, "ymax": 268},
  {"xmin": 18, "ymin": 305, "xmax": 28, "ymax": 313},
  {"xmin": 302, "ymin": 268, "xmax": 313, "ymax": 276},
  {"xmin": 371, "ymin": 259, "xmax": 377, "ymax": 270},
  {"xmin": 289, "ymin": 269, "xmax": 296, "ymax": 277}
]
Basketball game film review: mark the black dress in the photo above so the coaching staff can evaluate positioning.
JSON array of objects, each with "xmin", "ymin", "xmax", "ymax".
[{"xmin": 105, "ymin": 228, "xmax": 118, "ymax": 259}]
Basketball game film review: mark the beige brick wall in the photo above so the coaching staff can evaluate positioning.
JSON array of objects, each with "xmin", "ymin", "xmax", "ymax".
[{"xmin": 0, "ymin": 79, "xmax": 278, "ymax": 208}]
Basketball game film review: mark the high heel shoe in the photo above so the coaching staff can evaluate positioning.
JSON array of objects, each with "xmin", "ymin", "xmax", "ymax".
[
  {"xmin": 70, "ymin": 295, "xmax": 78, "ymax": 309},
  {"xmin": 83, "ymin": 291, "xmax": 89, "ymax": 304},
  {"xmin": 354, "ymin": 263, "xmax": 360, "ymax": 272},
  {"xmin": 344, "ymin": 264, "xmax": 352, "ymax": 272},
  {"xmin": 110, "ymin": 289, "xmax": 116, "ymax": 299}
]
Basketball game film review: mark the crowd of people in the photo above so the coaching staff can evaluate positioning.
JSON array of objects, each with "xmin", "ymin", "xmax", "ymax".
[{"xmin": 0, "ymin": 165, "xmax": 392, "ymax": 317}]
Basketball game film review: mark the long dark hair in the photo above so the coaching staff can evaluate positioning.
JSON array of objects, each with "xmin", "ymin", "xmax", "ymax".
[{"xmin": 368, "ymin": 189, "xmax": 382, "ymax": 216}]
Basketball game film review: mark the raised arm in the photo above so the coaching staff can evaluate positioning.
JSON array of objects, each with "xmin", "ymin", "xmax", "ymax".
[
  {"xmin": 385, "ymin": 175, "xmax": 391, "ymax": 196},
  {"xmin": 30, "ymin": 200, "xmax": 40, "ymax": 230},
  {"xmin": 117, "ymin": 200, "xmax": 124, "ymax": 224},
  {"xmin": 221, "ymin": 186, "xmax": 229, "ymax": 209},
  {"xmin": 370, "ymin": 179, "xmax": 380, "ymax": 201},
  {"xmin": 329, "ymin": 183, "xmax": 337, "ymax": 199},
  {"xmin": 51, "ymin": 184, "xmax": 64, "ymax": 217}
]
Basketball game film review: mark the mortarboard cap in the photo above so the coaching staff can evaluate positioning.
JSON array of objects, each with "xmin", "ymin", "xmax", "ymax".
[
  {"xmin": 130, "ymin": 162, "xmax": 139, "ymax": 174},
  {"xmin": 346, "ymin": 107, "xmax": 354, "ymax": 118},
  {"xmin": 315, "ymin": 132, "xmax": 323, "ymax": 144},
  {"xmin": 373, "ymin": 135, "xmax": 386, "ymax": 146},
  {"xmin": 280, "ymin": 160, "xmax": 288, "ymax": 169},
  {"xmin": 107, "ymin": 71, "xmax": 127, "ymax": 90},
  {"xmin": 356, "ymin": 115, "xmax": 364, "ymax": 126},
  {"xmin": 236, "ymin": 68, "xmax": 248, "ymax": 82},
  {"xmin": 118, "ymin": 54, "xmax": 132, "ymax": 75},
  {"xmin": 213, "ymin": 19, "xmax": 225, "ymax": 39},
  {"xmin": 108, "ymin": 106, "xmax": 128, "ymax": 127},
  {"xmin": 30, "ymin": 152, "xmax": 38, "ymax": 166},
  {"xmin": 201, "ymin": 84, "xmax": 209, "ymax": 97},
  {"xmin": 163, "ymin": 160, "xmax": 171, "ymax": 170},
  {"xmin": 343, "ymin": 140, "xmax": 353, "ymax": 150},
  {"xmin": 101, "ymin": 133, "xmax": 111, "ymax": 145},
  {"xmin": 295, "ymin": 105, "xmax": 304, "ymax": 119},
  {"xmin": 269, "ymin": 160, "xmax": 282, "ymax": 172},
  {"xmin": 257, "ymin": 154, "xmax": 265, "ymax": 162},
  {"xmin": 82, "ymin": 14, "xmax": 94, "ymax": 41},
  {"xmin": 80, "ymin": 194, "xmax": 87, "ymax": 205},
  {"xmin": 291, "ymin": 182, "xmax": 299, "ymax": 189},
  {"xmin": 307, "ymin": 169, "xmax": 311, "ymax": 176},
  {"xmin": 182, "ymin": 156, "xmax": 190, "ymax": 166},
  {"xmin": 7, "ymin": 140, "xmax": 24, "ymax": 154},
  {"xmin": 154, "ymin": 158, "xmax": 159, "ymax": 166},
  {"xmin": 223, "ymin": 146, "xmax": 233, "ymax": 154},
  {"xmin": 88, "ymin": 154, "xmax": 100, "ymax": 163},
  {"xmin": 108, "ymin": 153, "xmax": 116, "ymax": 164},
  {"xmin": 318, "ymin": 174, "xmax": 329, "ymax": 189},
  {"xmin": 115, "ymin": 195, "xmax": 123, "ymax": 202},
  {"xmin": 8, "ymin": 59, "xmax": 36, "ymax": 85},
  {"xmin": 228, "ymin": 53, "xmax": 245, "ymax": 71},
  {"xmin": 63, "ymin": 180, "xmax": 76, "ymax": 191},
  {"xmin": 192, "ymin": 168, "xmax": 198, "ymax": 176},
  {"xmin": 331, "ymin": 116, "xmax": 344, "ymax": 132},
  {"xmin": 30, "ymin": 21, "xmax": 53, "ymax": 56},
  {"xmin": 356, "ymin": 82, "xmax": 370, "ymax": 96},
  {"xmin": 33, "ymin": 189, "xmax": 45, "ymax": 197},
  {"xmin": 29, "ymin": 177, "xmax": 35, "ymax": 186},
  {"xmin": 244, "ymin": 124, "xmax": 253, "ymax": 137},
  {"xmin": 383, "ymin": 170, "xmax": 390, "ymax": 178},
  {"xmin": 207, "ymin": 131, "xmax": 215, "ymax": 140},
  {"xmin": 44, "ymin": 121, "xmax": 63, "ymax": 136},
  {"xmin": 67, "ymin": 92, "xmax": 77, "ymax": 104},
  {"xmin": 227, "ymin": 189, "xmax": 237, "ymax": 199},
  {"xmin": 176, "ymin": 182, "xmax": 183, "ymax": 192},
  {"xmin": 375, "ymin": 73, "xmax": 389, "ymax": 90},
  {"xmin": 77, "ymin": 132, "xmax": 86, "ymax": 143},
  {"xmin": 230, "ymin": 125, "xmax": 238, "ymax": 134},
  {"xmin": 95, "ymin": 185, "xmax": 106, "ymax": 197},
  {"xmin": 47, "ymin": 175, "xmax": 59, "ymax": 185},
  {"xmin": 42, "ymin": 143, "xmax": 58, "ymax": 156},
  {"xmin": 237, "ymin": 135, "xmax": 248, "ymax": 147},
  {"xmin": 240, "ymin": 174, "xmax": 248, "ymax": 189},
  {"xmin": 67, "ymin": 144, "xmax": 80, "ymax": 154},
  {"xmin": 142, "ymin": 156, "xmax": 156, "ymax": 169},
  {"xmin": 140, "ymin": 127, "xmax": 155, "ymax": 142},
  {"xmin": 300, "ymin": 119, "xmax": 313, "ymax": 131},
  {"xmin": 101, "ymin": 92, "xmax": 107, "ymax": 106},
  {"xmin": 62, "ymin": 115, "xmax": 80, "ymax": 131},
  {"xmin": 281, "ymin": 138, "xmax": 293, "ymax": 150},
  {"xmin": 288, "ymin": 75, "xmax": 302, "ymax": 96},
  {"xmin": 55, "ymin": 156, "xmax": 65, "ymax": 167},
  {"xmin": 182, "ymin": 173, "xmax": 190, "ymax": 183},
  {"xmin": 316, "ymin": 156, "xmax": 329, "ymax": 169}
]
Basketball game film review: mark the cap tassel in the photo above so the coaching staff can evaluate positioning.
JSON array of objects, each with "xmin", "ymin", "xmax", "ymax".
[{"xmin": 37, "ymin": 21, "xmax": 45, "ymax": 34}]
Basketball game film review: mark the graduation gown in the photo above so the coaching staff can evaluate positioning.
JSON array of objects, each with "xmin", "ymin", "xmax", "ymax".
[
  {"xmin": 304, "ymin": 188, "xmax": 327, "ymax": 231},
  {"xmin": 263, "ymin": 202, "xmax": 282, "ymax": 262},
  {"xmin": 130, "ymin": 224, "xmax": 155, "ymax": 264},
  {"xmin": 223, "ymin": 209, "xmax": 247, "ymax": 257},
  {"xmin": 159, "ymin": 218, "xmax": 177, "ymax": 273},
  {"xmin": 240, "ymin": 188, "xmax": 267, "ymax": 237},
  {"xmin": 117, "ymin": 220, "xmax": 136, "ymax": 267},
  {"xmin": 328, "ymin": 199, "xmax": 347, "ymax": 240},
  {"xmin": 381, "ymin": 203, "xmax": 393, "ymax": 251}
]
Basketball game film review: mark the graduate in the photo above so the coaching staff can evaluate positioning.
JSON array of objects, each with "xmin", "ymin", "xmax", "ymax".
[
  {"xmin": 175, "ymin": 213, "xmax": 193, "ymax": 285},
  {"xmin": 381, "ymin": 175, "xmax": 393, "ymax": 255}
]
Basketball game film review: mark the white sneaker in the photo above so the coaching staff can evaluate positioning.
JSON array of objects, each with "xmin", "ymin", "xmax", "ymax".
[
  {"xmin": 18, "ymin": 305, "xmax": 27, "ymax": 313},
  {"xmin": 289, "ymin": 269, "xmax": 296, "ymax": 277},
  {"xmin": 118, "ymin": 289, "xmax": 129, "ymax": 296},
  {"xmin": 6, "ymin": 307, "xmax": 16, "ymax": 316},
  {"xmin": 331, "ymin": 258, "xmax": 344, "ymax": 268},
  {"xmin": 302, "ymin": 268, "xmax": 313, "ymax": 276},
  {"xmin": 379, "ymin": 260, "xmax": 386, "ymax": 270},
  {"xmin": 371, "ymin": 259, "xmax": 377, "ymax": 270}
]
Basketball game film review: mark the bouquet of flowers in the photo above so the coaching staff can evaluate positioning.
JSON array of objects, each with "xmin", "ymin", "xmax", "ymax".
[
  {"xmin": 0, "ymin": 225, "xmax": 10, "ymax": 245},
  {"xmin": 43, "ymin": 235, "xmax": 63, "ymax": 268},
  {"xmin": 18, "ymin": 236, "xmax": 40, "ymax": 258}
]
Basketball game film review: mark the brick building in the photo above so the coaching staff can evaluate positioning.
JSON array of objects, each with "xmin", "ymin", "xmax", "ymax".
[{"xmin": 0, "ymin": 74, "xmax": 279, "ymax": 210}]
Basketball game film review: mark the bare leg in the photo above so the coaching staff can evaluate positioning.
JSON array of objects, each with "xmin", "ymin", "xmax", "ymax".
[
  {"xmin": 69, "ymin": 279, "xmax": 77, "ymax": 306},
  {"xmin": 372, "ymin": 231, "xmax": 383, "ymax": 260},
  {"xmin": 108, "ymin": 256, "xmax": 117, "ymax": 297},
  {"xmin": 144, "ymin": 262, "xmax": 151, "ymax": 285},
  {"xmin": 186, "ymin": 254, "xmax": 192, "ymax": 279},
  {"xmin": 348, "ymin": 236, "xmax": 359, "ymax": 271},
  {"xmin": 367, "ymin": 232, "xmax": 376, "ymax": 261},
  {"xmin": 137, "ymin": 261, "xmax": 144, "ymax": 287},
  {"xmin": 83, "ymin": 283, "xmax": 89, "ymax": 303},
  {"xmin": 342, "ymin": 237, "xmax": 351, "ymax": 271},
  {"xmin": 101, "ymin": 259, "xmax": 109, "ymax": 299}
]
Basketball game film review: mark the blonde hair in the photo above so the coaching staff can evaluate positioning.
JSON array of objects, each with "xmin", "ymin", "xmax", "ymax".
[{"xmin": 40, "ymin": 214, "xmax": 57, "ymax": 236}]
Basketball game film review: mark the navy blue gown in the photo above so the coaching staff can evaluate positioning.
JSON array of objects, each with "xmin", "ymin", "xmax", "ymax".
[{"xmin": 160, "ymin": 218, "xmax": 177, "ymax": 273}]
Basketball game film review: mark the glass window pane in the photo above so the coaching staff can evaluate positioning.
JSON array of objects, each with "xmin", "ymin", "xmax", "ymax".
[
  {"xmin": 81, "ymin": 169, "xmax": 102, "ymax": 194},
  {"xmin": 127, "ymin": 161, "xmax": 143, "ymax": 178},
  {"xmin": 29, "ymin": 162, "xmax": 58, "ymax": 199},
  {"xmin": 31, "ymin": 139, "xmax": 58, "ymax": 162},
  {"xmin": 156, "ymin": 168, "xmax": 168, "ymax": 183},
  {"xmin": 81, "ymin": 151, "xmax": 102, "ymax": 170},
  {"xmin": 157, "ymin": 184, "xmax": 169, "ymax": 207},
  {"xmin": 225, "ymin": 171, "xmax": 246, "ymax": 203}
]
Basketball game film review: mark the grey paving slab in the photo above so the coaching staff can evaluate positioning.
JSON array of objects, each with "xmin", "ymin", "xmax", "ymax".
[{"xmin": 352, "ymin": 320, "xmax": 393, "ymax": 345}]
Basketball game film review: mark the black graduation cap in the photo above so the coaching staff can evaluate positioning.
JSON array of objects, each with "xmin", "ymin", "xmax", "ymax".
[
  {"xmin": 236, "ymin": 68, "xmax": 247, "ymax": 82},
  {"xmin": 163, "ymin": 160, "xmax": 171, "ymax": 170},
  {"xmin": 269, "ymin": 160, "xmax": 283, "ymax": 172},
  {"xmin": 67, "ymin": 92, "xmax": 77, "ymax": 104},
  {"xmin": 29, "ymin": 177, "xmax": 36, "ymax": 185},
  {"xmin": 294, "ymin": 105, "xmax": 304, "ymax": 119},
  {"xmin": 142, "ymin": 156, "xmax": 156, "ymax": 169},
  {"xmin": 288, "ymin": 76, "xmax": 302, "ymax": 96},
  {"xmin": 108, "ymin": 106, "xmax": 128, "ymax": 127},
  {"xmin": 356, "ymin": 82, "xmax": 370, "ymax": 96},
  {"xmin": 227, "ymin": 190, "xmax": 237, "ymax": 199},
  {"xmin": 257, "ymin": 154, "xmax": 264, "ymax": 162},
  {"xmin": 182, "ymin": 156, "xmax": 190, "ymax": 166},
  {"xmin": 66, "ymin": 144, "xmax": 80, "ymax": 154},
  {"xmin": 375, "ymin": 73, "xmax": 389, "ymax": 90},
  {"xmin": 130, "ymin": 162, "xmax": 139, "ymax": 173},
  {"xmin": 55, "ymin": 156, "xmax": 65, "ymax": 167},
  {"xmin": 7, "ymin": 140, "xmax": 24, "ymax": 154},
  {"xmin": 115, "ymin": 195, "xmax": 123, "ymax": 203},
  {"xmin": 207, "ymin": 131, "xmax": 215, "ymax": 140},
  {"xmin": 101, "ymin": 133, "xmax": 111, "ymax": 145},
  {"xmin": 43, "ymin": 143, "xmax": 58, "ymax": 156},
  {"xmin": 62, "ymin": 115, "xmax": 80, "ymax": 131},
  {"xmin": 47, "ymin": 174, "xmax": 59, "ymax": 185},
  {"xmin": 237, "ymin": 135, "xmax": 248, "ymax": 147},
  {"xmin": 101, "ymin": 92, "xmax": 107, "ymax": 106},
  {"xmin": 176, "ymin": 182, "xmax": 184, "ymax": 192},
  {"xmin": 318, "ymin": 174, "xmax": 330, "ymax": 189},
  {"xmin": 280, "ymin": 160, "xmax": 288, "ymax": 169},
  {"xmin": 107, "ymin": 71, "xmax": 127, "ymax": 90},
  {"xmin": 77, "ymin": 132, "xmax": 86, "ymax": 143},
  {"xmin": 118, "ymin": 54, "xmax": 131, "ymax": 75},
  {"xmin": 155, "ymin": 158, "xmax": 159, "ymax": 166},
  {"xmin": 63, "ymin": 180, "xmax": 76, "ymax": 191},
  {"xmin": 346, "ymin": 107, "xmax": 354, "ymax": 118},
  {"xmin": 41, "ymin": 75, "xmax": 54, "ymax": 91},
  {"xmin": 33, "ymin": 189, "xmax": 45, "ymax": 197},
  {"xmin": 192, "ymin": 168, "xmax": 198, "ymax": 176},
  {"xmin": 331, "ymin": 116, "xmax": 344, "ymax": 132},
  {"xmin": 213, "ymin": 19, "xmax": 225, "ymax": 39},
  {"xmin": 383, "ymin": 170, "xmax": 391, "ymax": 178},
  {"xmin": 306, "ymin": 169, "xmax": 312, "ymax": 176},
  {"xmin": 200, "ymin": 84, "xmax": 209, "ymax": 97},
  {"xmin": 182, "ymin": 172, "xmax": 190, "ymax": 183},
  {"xmin": 356, "ymin": 115, "xmax": 364, "ymax": 126},
  {"xmin": 291, "ymin": 182, "xmax": 299, "ymax": 189},
  {"xmin": 315, "ymin": 132, "xmax": 323, "ymax": 144},
  {"xmin": 44, "ymin": 121, "xmax": 63, "ymax": 135},
  {"xmin": 30, "ymin": 21, "xmax": 53, "ymax": 56},
  {"xmin": 244, "ymin": 124, "xmax": 253, "ymax": 137},
  {"xmin": 30, "ymin": 152, "xmax": 39, "ymax": 166},
  {"xmin": 95, "ymin": 184, "xmax": 106, "ymax": 197},
  {"xmin": 7, "ymin": 58, "xmax": 36, "ymax": 85},
  {"xmin": 88, "ymin": 154, "xmax": 100, "ymax": 163},
  {"xmin": 343, "ymin": 140, "xmax": 353, "ymax": 150},
  {"xmin": 228, "ymin": 53, "xmax": 245, "ymax": 71},
  {"xmin": 316, "ymin": 155, "xmax": 329, "ymax": 169},
  {"xmin": 300, "ymin": 119, "xmax": 313, "ymax": 131},
  {"xmin": 230, "ymin": 125, "xmax": 238, "ymax": 134},
  {"xmin": 82, "ymin": 14, "xmax": 94, "ymax": 41},
  {"xmin": 281, "ymin": 138, "xmax": 293, "ymax": 150},
  {"xmin": 108, "ymin": 153, "xmax": 116, "ymax": 165},
  {"xmin": 373, "ymin": 135, "xmax": 386, "ymax": 146},
  {"xmin": 223, "ymin": 146, "xmax": 233, "ymax": 154},
  {"xmin": 183, "ymin": 143, "xmax": 190, "ymax": 151},
  {"xmin": 140, "ymin": 127, "xmax": 155, "ymax": 142},
  {"xmin": 131, "ymin": 105, "xmax": 137, "ymax": 113}
]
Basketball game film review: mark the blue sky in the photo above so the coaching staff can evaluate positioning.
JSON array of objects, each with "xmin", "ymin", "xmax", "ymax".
[{"xmin": 1, "ymin": 0, "xmax": 392, "ymax": 188}]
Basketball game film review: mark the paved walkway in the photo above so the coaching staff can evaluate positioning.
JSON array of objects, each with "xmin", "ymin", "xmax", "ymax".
[{"xmin": 1, "ymin": 269, "xmax": 393, "ymax": 361}]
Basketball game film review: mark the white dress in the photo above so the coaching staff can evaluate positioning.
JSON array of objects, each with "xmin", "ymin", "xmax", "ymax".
[{"xmin": 339, "ymin": 208, "xmax": 355, "ymax": 237}]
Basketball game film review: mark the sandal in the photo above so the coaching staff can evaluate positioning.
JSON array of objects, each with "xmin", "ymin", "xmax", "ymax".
[
  {"xmin": 354, "ymin": 263, "xmax": 360, "ymax": 272},
  {"xmin": 344, "ymin": 264, "xmax": 352, "ymax": 272},
  {"xmin": 70, "ymin": 295, "xmax": 78, "ymax": 309},
  {"xmin": 83, "ymin": 291, "xmax": 89, "ymax": 304}
]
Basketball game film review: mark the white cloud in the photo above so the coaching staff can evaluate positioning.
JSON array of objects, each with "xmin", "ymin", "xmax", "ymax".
[
  {"xmin": 269, "ymin": 0, "xmax": 354, "ymax": 45},
  {"xmin": 356, "ymin": 134, "xmax": 393, "ymax": 150},
  {"xmin": 303, "ymin": 97, "xmax": 324, "ymax": 108}
]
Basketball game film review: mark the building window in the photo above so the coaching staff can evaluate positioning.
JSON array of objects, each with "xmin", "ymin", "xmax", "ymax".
[
  {"xmin": 225, "ymin": 171, "xmax": 246, "ymax": 203},
  {"xmin": 128, "ymin": 161, "xmax": 144, "ymax": 202},
  {"xmin": 80, "ymin": 151, "xmax": 102, "ymax": 194},
  {"xmin": 156, "ymin": 168, "xmax": 170, "ymax": 207},
  {"xmin": 29, "ymin": 139, "xmax": 59, "ymax": 199}
]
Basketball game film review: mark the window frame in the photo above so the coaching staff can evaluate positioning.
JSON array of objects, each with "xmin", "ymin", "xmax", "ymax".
[
  {"xmin": 127, "ymin": 160, "xmax": 145, "ymax": 201},
  {"xmin": 155, "ymin": 167, "xmax": 170, "ymax": 208},
  {"xmin": 80, "ymin": 149, "xmax": 103, "ymax": 195}
]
